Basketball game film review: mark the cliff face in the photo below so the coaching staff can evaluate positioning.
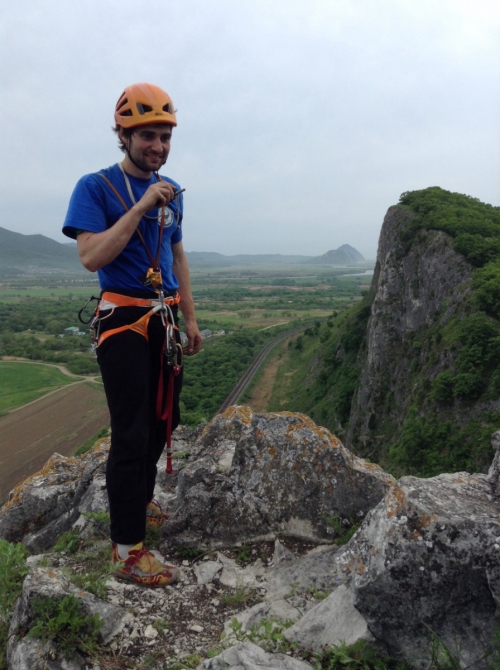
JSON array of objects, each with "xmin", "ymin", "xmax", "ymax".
[{"xmin": 347, "ymin": 203, "xmax": 499, "ymax": 474}]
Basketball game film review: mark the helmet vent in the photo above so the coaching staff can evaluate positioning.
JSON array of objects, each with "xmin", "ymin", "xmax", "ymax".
[
  {"xmin": 137, "ymin": 103, "xmax": 153, "ymax": 115},
  {"xmin": 116, "ymin": 96, "xmax": 128, "ymax": 110},
  {"xmin": 120, "ymin": 109, "xmax": 133, "ymax": 116},
  {"xmin": 163, "ymin": 103, "xmax": 173, "ymax": 113}
]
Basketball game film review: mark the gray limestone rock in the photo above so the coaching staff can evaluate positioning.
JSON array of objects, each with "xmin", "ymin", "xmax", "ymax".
[
  {"xmin": 0, "ymin": 441, "xmax": 109, "ymax": 551},
  {"xmin": 217, "ymin": 552, "xmax": 266, "ymax": 588},
  {"xmin": 7, "ymin": 637, "xmax": 85, "ymax": 670},
  {"xmin": 163, "ymin": 406, "xmax": 394, "ymax": 549},
  {"xmin": 7, "ymin": 566, "xmax": 131, "ymax": 668},
  {"xmin": 265, "ymin": 544, "xmax": 342, "ymax": 599},
  {"xmin": 196, "ymin": 642, "xmax": 313, "ymax": 670},
  {"xmin": 487, "ymin": 430, "xmax": 500, "ymax": 496},
  {"xmin": 337, "ymin": 471, "xmax": 500, "ymax": 669},
  {"xmin": 283, "ymin": 584, "xmax": 374, "ymax": 651},
  {"xmin": 194, "ymin": 560, "xmax": 223, "ymax": 585}
]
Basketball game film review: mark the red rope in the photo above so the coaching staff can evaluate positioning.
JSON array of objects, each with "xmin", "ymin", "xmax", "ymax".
[{"xmin": 156, "ymin": 343, "xmax": 181, "ymax": 475}]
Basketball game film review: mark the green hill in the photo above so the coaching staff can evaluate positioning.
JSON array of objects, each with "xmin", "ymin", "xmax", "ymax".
[
  {"xmin": 269, "ymin": 187, "xmax": 500, "ymax": 477},
  {"xmin": 0, "ymin": 227, "xmax": 83, "ymax": 274}
]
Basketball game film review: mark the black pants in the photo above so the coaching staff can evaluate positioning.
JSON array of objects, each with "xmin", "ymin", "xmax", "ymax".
[{"xmin": 97, "ymin": 304, "xmax": 182, "ymax": 545}]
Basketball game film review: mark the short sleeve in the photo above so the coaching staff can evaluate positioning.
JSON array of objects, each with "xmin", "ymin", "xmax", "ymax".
[{"xmin": 62, "ymin": 175, "xmax": 109, "ymax": 240}]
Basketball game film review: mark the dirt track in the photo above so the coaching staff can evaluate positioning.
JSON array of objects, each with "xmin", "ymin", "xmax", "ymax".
[{"xmin": 0, "ymin": 383, "xmax": 109, "ymax": 502}]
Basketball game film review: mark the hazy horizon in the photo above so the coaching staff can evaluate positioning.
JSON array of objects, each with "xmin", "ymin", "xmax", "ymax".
[{"xmin": 1, "ymin": 224, "xmax": 376, "ymax": 261}]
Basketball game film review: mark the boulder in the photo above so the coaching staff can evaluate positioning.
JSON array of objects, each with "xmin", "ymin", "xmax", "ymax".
[
  {"xmin": 337, "ymin": 471, "xmax": 500, "ymax": 669},
  {"xmin": 7, "ymin": 637, "xmax": 85, "ymax": 670},
  {"xmin": 7, "ymin": 565, "xmax": 132, "ymax": 668},
  {"xmin": 0, "ymin": 440, "xmax": 109, "ymax": 552},
  {"xmin": 163, "ymin": 406, "xmax": 395, "ymax": 549},
  {"xmin": 196, "ymin": 642, "xmax": 313, "ymax": 670},
  {"xmin": 265, "ymin": 545, "xmax": 342, "ymax": 599},
  {"xmin": 283, "ymin": 584, "xmax": 374, "ymax": 651}
]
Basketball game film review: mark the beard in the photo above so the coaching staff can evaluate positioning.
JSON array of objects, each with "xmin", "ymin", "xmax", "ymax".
[{"xmin": 127, "ymin": 145, "xmax": 167, "ymax": 174}]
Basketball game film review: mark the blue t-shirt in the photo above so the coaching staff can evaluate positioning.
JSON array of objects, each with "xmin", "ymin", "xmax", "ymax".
[{"xmin": 62, "ymin": 164, "xmax": 183, "ymax": 293}]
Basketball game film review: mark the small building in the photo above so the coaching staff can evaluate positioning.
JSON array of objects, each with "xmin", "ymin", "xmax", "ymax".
[
  {"xmin": 64, "ymin": 327, "xmax": 79, "ymax": 336},
  {"xmin": 200, "ymin": 329, "xmax": 212, "ymax": 340},
  {"xmin": 215, "ymin": 329, "xmax": 225, "ymax": 336}
]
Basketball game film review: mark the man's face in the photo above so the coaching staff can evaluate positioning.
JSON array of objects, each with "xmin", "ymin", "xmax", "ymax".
[{"xmin": 121, "ymin": 124, "xmax": 172, "ymax": 173}]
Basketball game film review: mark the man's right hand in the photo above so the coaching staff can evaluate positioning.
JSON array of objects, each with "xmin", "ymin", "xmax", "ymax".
[{"xmin": 137, "ymin": 181, "xmax": 176, "ymax": 215}]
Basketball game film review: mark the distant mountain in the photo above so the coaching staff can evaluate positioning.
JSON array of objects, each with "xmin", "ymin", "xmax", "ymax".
[
  {"xmin": 0, "ymin": 227, "xmax": 83, "ymax": 273},
  {"xmin": 0, "ymin": 226, "xmax": 367, "ymax": 275},
  {"xmin": 185, "ymin": 248, "xmax": 366, "ymax": 267},
  {"xmin": 306, "ymin": 244, "xmax": 365, "ymax": 265}
]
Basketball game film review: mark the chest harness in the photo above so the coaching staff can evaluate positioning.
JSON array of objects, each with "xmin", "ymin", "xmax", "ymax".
[{"xmin": 85, "ymin": 166, "xmax": 183, "ymax": 474}]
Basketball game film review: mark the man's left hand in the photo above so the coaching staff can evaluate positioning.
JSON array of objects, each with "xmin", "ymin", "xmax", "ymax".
[{"xmin": 183, "ymin": 324, "xmax": 203, "ymax": 356}]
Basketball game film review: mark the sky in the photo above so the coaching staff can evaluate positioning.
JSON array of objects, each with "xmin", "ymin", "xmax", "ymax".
[{"xmin": 1, "ymin": 0, "xmax": 499, "ymax": 259}]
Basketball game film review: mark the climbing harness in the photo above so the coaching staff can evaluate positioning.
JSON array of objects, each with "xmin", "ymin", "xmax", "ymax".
[{"xmin": 91, "ymin": 291, "xmax": 183, "ymax": 475}]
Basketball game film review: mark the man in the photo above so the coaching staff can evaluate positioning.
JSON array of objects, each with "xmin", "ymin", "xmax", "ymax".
[{"xmin": 63, "ymin": 83, "xmax": 202, "ymax": 587}]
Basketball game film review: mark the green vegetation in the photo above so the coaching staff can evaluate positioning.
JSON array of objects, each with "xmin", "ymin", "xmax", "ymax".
[
  {"xmin": 64, "ymin": 539, "xmax": 113, "ymax": 599},
  {"xmin": 219, "ymin": 586, "xmax": 254, "ymax": 607},
  {"xmin": 53, "ymin": 529, "xmax": 82, "ymax": 555},
  {"xmin": 233, "ymin": 544, "xmax": 251, "ymax": 564},
  {"xmin": 313, "ymin": 640, "xmax": 410, "ymax": 669},
  {"xmin": 0, "ymin": 540, "xmax": 29, "ymax": 670},
  {"xmin": 324, "ymin": 515, "xmax": 363, "ymax": 545},
  {"xmin": 0, "ymin": 362, "xmax": 78, "ymax": 413},
  {"xmin": 388, "ymin": 188, "xmax": 500, "ymax": 475},
  {"xmin": 268, "ymin": 302, "xmax": 369, "ymax": 438},
  {"xmin": 27, "ymin": 594, "xmax": 104, "ymax": 660},
  {"xmin": 74, "ymin": 427, "xmax": 109, "ymax": 456},
  {"xmin": 172, "ymin": 544, "xmax": 204, "ymax": 560},
  {"xmin": 0, "ymin": 295, "xmax": 99, "ymax": 375},
  {"xmin": 224, "ymin": 616, "xmax": 295, "ymax": 653}
]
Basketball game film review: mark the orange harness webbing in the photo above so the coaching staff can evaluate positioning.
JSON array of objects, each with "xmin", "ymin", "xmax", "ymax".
[{"xmin": 96, "ymin": 292, "xmax": 181, "ymax": 347}]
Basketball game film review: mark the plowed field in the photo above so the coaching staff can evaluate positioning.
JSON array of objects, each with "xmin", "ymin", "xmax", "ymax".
[{"xmin": 0, "ymin": 383, "xmax": 109, "ymax": 501}]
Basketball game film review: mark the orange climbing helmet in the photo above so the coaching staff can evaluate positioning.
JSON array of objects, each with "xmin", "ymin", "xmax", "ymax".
[{"xmin": 114, "ymin": 83, "xmax": 177, "ymax": 128}]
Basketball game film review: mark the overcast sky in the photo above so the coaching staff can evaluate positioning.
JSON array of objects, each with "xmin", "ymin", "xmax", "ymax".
[{"xmin": 1, "ymin": 0, "xmax": 499, "ymax": 259}]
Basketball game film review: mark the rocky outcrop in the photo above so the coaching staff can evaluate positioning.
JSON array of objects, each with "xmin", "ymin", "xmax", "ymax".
[
  {"xmin": 162, "ymin": 406, "xmax": 395, "ymax": 549},
  {"xmin": 0, "ymin": 439, "xmax": 109, "ymax": 552},
  {"xmin": 347, "ymin": 206, "xmax": 476, "ymax": 460},
  {"xmin": 336, "ymin": 469, "xmax": 500, "ymax": 668},
  {"xmin": 3, "ymin": 411, "xmax": 500, "ymax": 669}
]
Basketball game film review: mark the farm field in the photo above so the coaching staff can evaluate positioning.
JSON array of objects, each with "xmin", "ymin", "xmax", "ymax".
[
  {"xmin": 0, "ymin": 361, "xmax": 81, "ymax": 413},
  {"xmin": 0, "ymin": 382, "xmax": 109, "ymax": 501}
]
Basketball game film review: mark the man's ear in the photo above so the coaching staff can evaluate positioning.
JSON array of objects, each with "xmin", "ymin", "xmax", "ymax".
[{"xmin": 119, "ymin": 127, "xmax": 133, "ymax": 148}]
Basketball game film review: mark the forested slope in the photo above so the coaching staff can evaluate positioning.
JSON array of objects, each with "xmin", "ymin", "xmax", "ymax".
[{"xmin": 272, "ymin": 187, "xmax": 500, "ymax": 477}]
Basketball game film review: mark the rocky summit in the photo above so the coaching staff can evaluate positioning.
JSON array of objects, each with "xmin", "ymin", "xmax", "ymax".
[{"xmin": 1, "ymin": 407, "xmax": 500, "ymax": 669}]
